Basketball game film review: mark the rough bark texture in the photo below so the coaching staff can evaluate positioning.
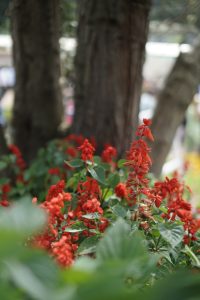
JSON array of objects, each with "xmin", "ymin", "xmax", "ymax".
[
  {"xmin": 72, "ymin": 0, "xmax": 151, "ymax": 155},
  {"xmin": 151, "ymin": 42, "xmax": 200, "ymax": 177},
  {"xmin": 0, "ymin": 125, "xmax": 8, "ymax": 156},
  {"xmin": 11, "ymin": 0, "xmax": 63, "ymax": 163}
]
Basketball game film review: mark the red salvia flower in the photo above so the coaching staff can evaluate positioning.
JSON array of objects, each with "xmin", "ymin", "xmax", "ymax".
[
  {"xmin": 78, "ymin": 139, "xmax": 95, "ymax": 161},
  {"xmin": 48, "ymin": 168, "xmax": 60, "ymax": 176},
  {"xmin": 101, "ymin": 145, "xmax": 117, "ymax": 163},
  {"xmin": 115, "ymin": 183, "xmax": 127, "ymax": 198}
]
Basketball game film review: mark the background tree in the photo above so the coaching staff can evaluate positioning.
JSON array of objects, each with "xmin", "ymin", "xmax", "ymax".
[
  {"xmin": 72, "ymin": 0, "xmax": 151, "ymax": 155},
  {"xmin": 151, "ymin": 41, "xmax": 200, "ymax": 176},
  {"xmin": 151, "ymin": 0, "xmax": 200, "ymax": 29},
  {"xmin": 0, "ymin": 0, "xmax": 11, "ymax": 30},
  {"xmin": 11, "ymin": 0, "xmax": 63, "ymax": 163}
]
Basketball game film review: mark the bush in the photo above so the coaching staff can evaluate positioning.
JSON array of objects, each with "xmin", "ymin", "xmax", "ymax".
[{"xmin": 0, "ymin": 119, "xmax": 200, "ymax": 299}]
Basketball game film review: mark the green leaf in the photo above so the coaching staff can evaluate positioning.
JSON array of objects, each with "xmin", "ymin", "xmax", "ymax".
[
  {"xmin": 0, "ymin": 200, "xmax": 46, "ymax": 237},
  {"xmin": 71, "ymin": 194, "xmax": 78, "ymax": 210},
  {"xmin": 82, "ymin": 212, "xmax": 100, "ymax": 220},
  {"xmin": 88, "ymin": 166, "xmax": 106, "ymax": 185},
  {"xmin": 117, "ymin": 159, "xmax": 126, "ymax": 169},
  {"xmin": 93, "ymin": 156, "xmax": 101, "ymax": 164},
  {"xmin": 0, "ymin": 161, "xmax": 7, "ymax": 170},
  {"xmin": 65, "ymin": 159, "xmax": 84, "ymax": 168},
  {"xmin": 65, "ymin": 228, "xmax": 85, "ymax": 233},
  {"xmin": 107, "ymin": 173, "xmax": 120, "ymax": 188},
  {"xmin": 66, "ymin": 176, "xmax": 77, "ymax": 188},
  {"xmin": 158, "ymin": 223, "xmax": 184, "ymax": 248},
  {"xmin": 183, "ymin": 245, "xmax": 200, "ymax": 267},
  {"xmin": 96, "ymin": 219, "xmax": 147, "ymax": 261},
  {"xmin": 77, "ymin": 236, "xmax": 99, "ymax": 255},
  {"xmin": 65, "ymin": 222, "xmax": 87, "ymax": 233},
  {"xmin": 6, "ymin": 261, "xmax": 51, "ymax": 300},
  {"xmin": 23, "ymin": 170, "xmax": 31, "ymax": 181},
  {"xmin": 110, "ymin": 204, "xmax": 127, "ymax": 218}
]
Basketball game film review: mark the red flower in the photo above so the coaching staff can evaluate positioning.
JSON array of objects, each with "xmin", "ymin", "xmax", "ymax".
[
  {"xmin": 115, "ymin": 183, "xmax": 127, "ymax": 198},
  {"xmin": 99, "ymin": 217, "xmax": 109, "ymax": 232},
  {"xmin": 65, "ymin": 134, "xmax": 84, "ymax": 146},
  {"xmin": 143, "ymin": 119, "xmax": 152, "ymax": 126},
  {"xmin": 101, "ymin": 145, "xmax": 117, "ymax": 163},
  {"xmin": 48, "ymin": 168, "xmax": 60, "ymax": 175},
  {"xmin": 82, "ymin": 198, "xmax": 103, "ymax": 215},
  {"xmin": 51, "ymin": 235, "xmax": 77, "ymax": 267},
  {"xmin": 46, "ymin": 180, "xmax": 65, "ymax": 202},
  {"xmin": 136, "ymin": 119, "xmax": 154, "ymax": 141},
  {"xmin": 66, "ymin": 146, "xmax": 77, "ymax": 158},
  {"xmin": 8, "ymin": 144, "xmax": 26, "ymax": 170},
  {"xmin": 2, "ymin": 183, "xmax": 11, "ymax": 194},
  {"xmin": 0, "ymin": 200, "xmax": 9, "ymax": 207},
  {"xmin": 78, "ymin": 139, "xmax": 95, "ymax": 161}
]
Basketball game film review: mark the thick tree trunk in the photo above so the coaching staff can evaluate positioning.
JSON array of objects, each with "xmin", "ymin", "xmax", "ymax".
[
  {"xmin": 11, "ymin": 0, "xmax": 63, "ymax": 163},
  {"xmin": 0, "ymin": 125, "xmax": 8, "ymax": 156},
  {"xmin": 72, "ymin": 0, "xmax": 151, "ymax": 155},
  {"xmin": 151, "ymin": 42, "xmax": 200, "ymax": 177}
]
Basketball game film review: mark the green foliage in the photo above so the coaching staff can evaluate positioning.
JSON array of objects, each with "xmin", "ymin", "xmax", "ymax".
[
  {"xmin": 151, "ymin": 0, "xmax": 200, "ymax": 28},
  {"xmin": 61, "ymin": 0, "xmax": 78, "ymax": 37},
  {"xmin": 0, "ymin": 202, "xmax": 200, "ymax": 300},
  {"xmin": 158, "ymin": 223, "xmax": 184, "ymax": 248},
  {"xmin": 0, "ymin": 124, "xmax": 200, "ymax": 299}
]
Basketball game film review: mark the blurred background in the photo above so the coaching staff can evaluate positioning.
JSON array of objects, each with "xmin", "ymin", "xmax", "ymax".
[{"xmin": 0, "ymin": 0, "xmax": 200, "ymax": 203}]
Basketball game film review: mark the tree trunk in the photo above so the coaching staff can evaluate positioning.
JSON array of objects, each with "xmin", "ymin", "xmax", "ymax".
[
  {"xmin": 0, "ymin": 125, "xmax": 8, "ymax": 156},
  {"xmin": 11, "ymin": 0, "xmax": 63, "ymax": 163},
  {"xmin": 151, "ymin": 42, "xmax": 200, "ymax": 177},
  {"xmin": 72, "ymin": 0, "xmax": 151, "ymax": 155}
]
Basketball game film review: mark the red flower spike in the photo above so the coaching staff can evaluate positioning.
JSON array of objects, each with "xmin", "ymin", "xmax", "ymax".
[
  {"xmin": 115, "ymin": 183, "xmax": 127, "ymax": 198},
  {"xmin": 78, "ymin": 139, "xmax": 95, "ymax": 161},
  {"xmin": 143, "ymin": 119, "xmax": 152, "ymax": 126},
  {"xmin": 101, "ymin": 145, "xmax": 117, "ymax": 163}
]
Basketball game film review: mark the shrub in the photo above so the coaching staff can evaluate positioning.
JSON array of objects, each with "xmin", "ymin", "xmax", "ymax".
[{"xmin": 0, "ymin": 119, "xmax": 200, "ymax": 299}]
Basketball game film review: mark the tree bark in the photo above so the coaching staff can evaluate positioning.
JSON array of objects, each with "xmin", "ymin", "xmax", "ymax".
[
  {"xmin": 0, "ymin": 125, "xmax": 8, "ymax": 156},
  {"xmin": 11, "ymin": 0, "xmax": 63, "ymax": 163},
  {"xmin": 151, "ymin": 42, "xmax": 200, "ymax": 177},
  {"xmin": 72, "ymin": 0, "xmax": 151, "ymax": 155}
]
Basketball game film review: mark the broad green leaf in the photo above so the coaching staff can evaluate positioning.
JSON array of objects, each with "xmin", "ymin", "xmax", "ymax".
[
  {"xmin": 0, "ymin": 200, "xmax": 46, "ymax": 236},
  {"xmin": 117, "ymin": 159, "xmax": 126, "ymax": 168},
  {"xmin": 77, "ymin": 236, "xmax": 99, "ymax": 255},
  {"xmin": 111, "ymin": 204, "xmax": 127, "ymax": 218},
  {"xmin": 65, "ymin": 221, "xmax": 87, "ymax": 233},
  {"xmin": 6, "ymin": 261, "xmax": 49, "ymax": 300},
  {"xmin": 88, "ymin": 166, "xmax": 106, "ymax": 185},
  {"xmin": 183, "ymin": 245, "xmax": 200, "ymax": 267},
  {"xmin": 65, "ymin": 228, "xmax": 85, "ymax": 233},
  {"xmin": 158, "ymin": 223, "xmax": 184, "ymax": 248},
  {"xmin": 96, "ymin": 219, "xmax": 147, "ymax": 261},
  {"xmin": 65, "ymin": 159, "xmax": 84, "ymax": 168},
  {"xmin": 82, "ymin": 212, "xmax": 100, "ymax": 220},
  {"xmin": 93, "ymin": 156, "xmax": 101, "ymax": 164},
  {"xmin": 107, "ymin": 173, "xmax": 120, "ymax": 188}
]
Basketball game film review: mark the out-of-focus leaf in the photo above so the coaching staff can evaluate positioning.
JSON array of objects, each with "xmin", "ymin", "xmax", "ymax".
[{"xmin": 158, "ymin": 223, "xmax": 184, "ymax": 248}]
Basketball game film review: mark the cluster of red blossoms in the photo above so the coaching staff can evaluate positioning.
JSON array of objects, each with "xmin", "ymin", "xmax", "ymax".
[
  {"xmin": 101, "ymin": 145, "xmax": 117, "ymax": 163},
  {"xmin": 33, "ymin": 177, "xmax": 108, "ymax": 267},
  {"xmin": 120, "ymin": 119, "xmax": 154, "ymax": 205},
  {"xmin": 0, "ymin": 183, "xmax": 11, "ymax": 207},
  {"xmin": 114, "ymin": 119, "xmax": 200, "ymax": 244},
  {"xmin": 1, "ymin": 118, "xmax": 199, "ymax": 267},
  {"xmin": 78, "ymin": 139, "xmax": 95, "ymax": 161},
  {"xmin": 8, "ymin": 144, "xmax": 26, "ymax": 183},
  {"xmin": 32, "ymin": 180, "xmax": 77, "ymax": 266},
  {"xmin": 155, "ymin": 176, "xmax": 200, "ymax": 244}
]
